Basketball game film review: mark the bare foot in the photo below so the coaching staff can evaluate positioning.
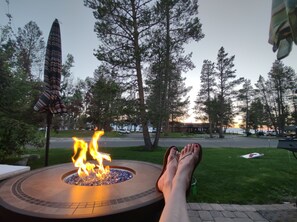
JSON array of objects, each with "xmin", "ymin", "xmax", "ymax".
[
  {"xmin": 157, "ymin": 147, "xmax": 179, "ymax": 197},
  {"xmin": 173, "ymin": 144, "xmax": 201, "ymax": 193}
]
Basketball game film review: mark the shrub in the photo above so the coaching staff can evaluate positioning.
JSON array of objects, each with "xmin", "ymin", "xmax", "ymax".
[{"xmin": 0, "ymin": 117, "xmax": 44, "ymax": 162}]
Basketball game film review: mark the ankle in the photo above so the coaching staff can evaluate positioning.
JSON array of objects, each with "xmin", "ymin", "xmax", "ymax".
[{"xmin": 172, "ymin": 174, "xmax": 188, "ymax": 193}]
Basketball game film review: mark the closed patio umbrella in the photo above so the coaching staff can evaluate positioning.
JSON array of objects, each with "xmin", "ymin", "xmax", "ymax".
[
  {"xmin": 269, "ymin": 0, "xmax": 297, "ymax": 60},
  {"xmin": 34, "ymin": 19, "xmax": 66, "ymax": 166}
]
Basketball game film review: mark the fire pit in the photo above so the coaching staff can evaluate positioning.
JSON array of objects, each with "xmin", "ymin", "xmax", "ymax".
[
  {"xmin": 0, "ymin": 160, "xmax": 164, "ymax": 222},
  {"xmin": 0, "ymin": 131, "xmax": 164, "ymax": 221}
]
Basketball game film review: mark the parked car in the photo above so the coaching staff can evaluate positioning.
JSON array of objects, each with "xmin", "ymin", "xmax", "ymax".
[
  {"xmin": 266, "ymin": 131, "xmax": 276, "ymax": 136},
  {"xmin": 283, "ymin": 131, "xmax": 296, "ymax": 138},
  {"xmin": 243, "ymin": 131, "xmax": 252, "ymax": 136},
  {"xmin": 256, "ymin": 131, "xmax": 265, "ymax": 136},
  {"xmin": 118, "ymin": 128, "xmax": 130, "ymax": 134}
]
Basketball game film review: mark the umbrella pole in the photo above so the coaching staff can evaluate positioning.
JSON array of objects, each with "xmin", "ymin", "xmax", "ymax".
[{"xmin": 45, "ymin": 111, "xmax": 53, "ymax": 166}]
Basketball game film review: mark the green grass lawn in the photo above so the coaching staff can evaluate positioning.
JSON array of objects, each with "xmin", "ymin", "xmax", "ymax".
[
  {"xmin": 23, "ymin": 146, "xmax": 297, "ymax": 205},
  {"xmin": 195, "ymin": 148, "xmax": 297, "ymax": 204}
]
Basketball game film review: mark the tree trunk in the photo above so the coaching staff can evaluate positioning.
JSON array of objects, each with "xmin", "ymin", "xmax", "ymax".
[
  {"xmin": 132, "ymin": 1, "xmax": 152, "ymax": 150},
  {"xmin": 209, "ymin": 116, "xmax": 213, "ymax": 138},
  {"xmin": 161, "ymin": 1, "xmax": 171, "ymax": 135},
  {"xmin": 246, "ymin": 95, "xmax": 250, "ymax": 137},
  {"xmin": 218, "ymin": 122, "xmax": 224, "ymax": 138},
  {"xmin": 153, "ymin": 120, "xmax": 162, "ymax": 149},
  {"xmin": 136, "ymin": 47, "xmax": 152, "ymax": 150},
  {"xmin": 218, "ymin": 96, "xmax": 224, "ymax": 138}
]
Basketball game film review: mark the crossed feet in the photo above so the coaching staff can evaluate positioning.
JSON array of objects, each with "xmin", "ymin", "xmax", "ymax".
[{"xmin": 156, "ymin": 144, "xmax": 202, "ymax": 198}]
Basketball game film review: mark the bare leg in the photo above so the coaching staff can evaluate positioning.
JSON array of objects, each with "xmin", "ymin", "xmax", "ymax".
[{"xmin": 159, "ymin": 144, "xmax": 201, "ymax": 222}]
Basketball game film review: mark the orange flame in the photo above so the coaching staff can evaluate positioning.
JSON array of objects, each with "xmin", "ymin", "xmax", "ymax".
[{"xmin": 72, "ymin": 130, "xmax": 111, "ymax": 179}]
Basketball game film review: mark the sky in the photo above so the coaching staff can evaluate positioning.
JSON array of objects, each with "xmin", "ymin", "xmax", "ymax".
[{"xmin": 1, "ymin": 0, "xmax": 297, "ymax": 124}]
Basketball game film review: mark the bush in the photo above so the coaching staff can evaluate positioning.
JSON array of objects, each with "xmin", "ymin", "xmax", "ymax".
[{"xmin": 0, "ymin": 117, "xmax": 44, "ymax": 162}]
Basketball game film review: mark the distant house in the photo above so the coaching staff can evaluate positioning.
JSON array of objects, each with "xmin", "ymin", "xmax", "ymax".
[{"xmin": 169, "ymin": 122, "xmax": 209, "ymax": 133}]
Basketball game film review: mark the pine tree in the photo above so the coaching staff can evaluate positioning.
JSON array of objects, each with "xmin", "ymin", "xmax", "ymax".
[
  {"xmin": 254, "ymin": 61, "xmax": 297, "ymax": 135},
  {"xmin": 0, "ymin": 18, "xmax": 44, "ymax": 159},
  {"xmin": 85, "ymin": 0, "xmax": 204, "ymax": 149},
  {"xmin": 195, "ymin": 59, "xmax": 216, "ymax": 137},
  {"xmin": 237, "ymin": 79, "xmax": 254, "ymax": 136},
  {"xmin": 146, "ymin": 0, "xmax": 203, "ymax": 145},
  {"xmin": 215, "ymin": 47, "xmax": 243, "ymax": 138},
  {"xmin": 85, "ymin": 0, "xmax": 156, "ymax": 150},
  {"xmin": 249, "ymin": 98, "xmax": 266, "ymax": 134},
  {"xmin": 86, "ymin": 69, "xmax": 122, "ymax": 131},
  {"xmin": 15, "ymin": 21, "xmax": 45, "ymax": 80}
]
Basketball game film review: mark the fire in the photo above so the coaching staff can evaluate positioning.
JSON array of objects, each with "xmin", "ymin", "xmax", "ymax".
[{"xmin": 72, "ymin": 130, "xmax": 111, "ymax": 179}]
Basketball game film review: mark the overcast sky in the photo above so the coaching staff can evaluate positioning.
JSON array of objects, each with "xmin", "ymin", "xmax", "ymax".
[{"xmin": 1, "ymin": 0, "xmax": 297, "ymax": 123}]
